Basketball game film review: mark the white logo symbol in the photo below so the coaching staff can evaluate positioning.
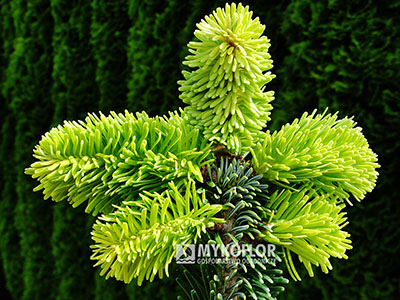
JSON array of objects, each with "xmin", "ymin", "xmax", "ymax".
[{"xmin": 176, "ymin": 244, "xmax": 195, "ymax": 264}]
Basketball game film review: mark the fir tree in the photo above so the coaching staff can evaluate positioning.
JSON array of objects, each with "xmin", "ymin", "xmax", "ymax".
[{"xmin": 26, "ymin": 3, "xmax": 379, "ymax": 300}]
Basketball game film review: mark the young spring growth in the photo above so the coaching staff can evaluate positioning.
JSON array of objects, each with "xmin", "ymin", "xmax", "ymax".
[
  {"xmin": 260, "ymin": 185, "xmax": 352, "ymax": 280},
  {"xmin": 251, "ymin": 110, "xmax": 380, "ymax": 203},
  {"xmin": 179, "ymin": 3, "xmax": 275, "ymax": 154},
  {"xmin": 25, "ymin": 110, "xmax": 212, "ymax": 215},
  {"xmin": 91, "ymin": 181, "xmax": 223, "ymax": 285}
]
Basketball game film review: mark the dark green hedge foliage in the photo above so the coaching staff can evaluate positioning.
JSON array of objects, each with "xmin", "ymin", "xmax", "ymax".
[
  {"xmin": 2, "ymin": 0, "xmax": 55, "ymax": 299},
  {"xmin": 0, "ymin": 2, "xmax": 21, "ymax": 298},
  {"xmin": 0, "ymin": 0, "xmax": 398, "ymax": 299}
]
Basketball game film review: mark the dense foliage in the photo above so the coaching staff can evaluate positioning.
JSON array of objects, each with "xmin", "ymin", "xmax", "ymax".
[{"xmin": 0, "ymin": 1, "xmax": 398, "ymax": 300}]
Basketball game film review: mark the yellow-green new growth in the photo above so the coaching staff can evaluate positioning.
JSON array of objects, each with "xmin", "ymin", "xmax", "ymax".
[
  {"xmin": 251, "ymin": 110, "xmax": 380, "ymax": 203},
  {"xmin": 90, "ymin": 181, "xmax": 223, "ymax": 285},
  {"xmin": 179, "ymin": 3, "xmax": 275, "ymax": 154},
  {"xmin": 261, "ymin": 185, "xmax": 352, "ymax": 281},
  {"xmin": 25, "ymin": 110, "xmax": 212, "ymax": 215}
]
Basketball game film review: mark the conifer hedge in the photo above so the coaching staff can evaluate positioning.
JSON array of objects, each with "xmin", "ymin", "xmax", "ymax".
[
  {"xmin": 0, "ymin": 0, "xmax": 398, "ymax": 299},
  {"xmin": 50, "ymin": 1, "xmax": 97, "ymax": 299}
]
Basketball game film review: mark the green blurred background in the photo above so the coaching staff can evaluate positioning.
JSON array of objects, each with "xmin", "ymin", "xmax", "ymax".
[{"xmin": 0, "ymin": 0, "xmax": 399, "ymax": 299}]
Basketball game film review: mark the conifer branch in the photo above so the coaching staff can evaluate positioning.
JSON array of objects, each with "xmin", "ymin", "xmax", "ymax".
[
  {"xmin": 179, "ymin": 3, "xmax": 275, "ymax": 154},
  {"xmin": 25, "ymin": 110, "xmax": 212, "ymax": 215},
  {"xmin": 251, "ymin": 110, "xmax": 380, "ymax": 203},
  {"xmin": 260, "ymin": 184, "xmax": 352, "ymax": 280},
  {"xmin": 91, "ymin": 180, "xmax": 223, "ymax": 285}
]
